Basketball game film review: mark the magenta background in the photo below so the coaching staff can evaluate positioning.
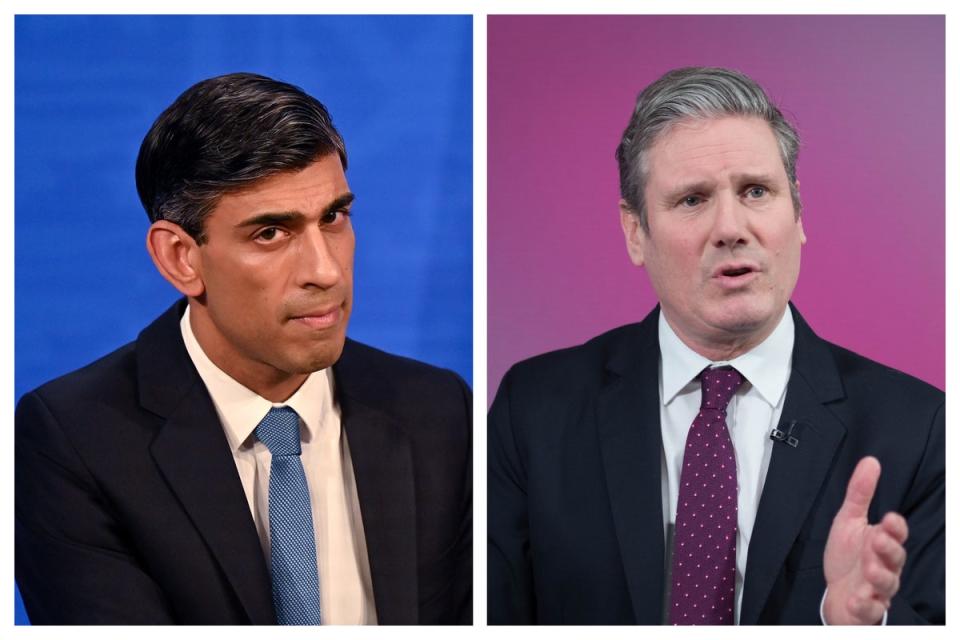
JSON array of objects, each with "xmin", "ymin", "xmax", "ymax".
[{"xmin": 488, "ymin": 15, "xmax": 945, "ymax": 401}]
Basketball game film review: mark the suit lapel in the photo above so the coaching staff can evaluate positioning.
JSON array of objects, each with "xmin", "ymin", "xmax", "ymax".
[
  {"xmin": 596, "ymin": 310, "xmax": 666, "ymax": 624},
  {"xmin": 138, "ymin": 301, "xmax": 275, "ymax": 625},
  {"xmin": 149, "ymin": 383, "xmax": 276, "ymax": 624},
  {"xmin": 335, "ymin": 347, "xmax": 418, "ymax": 624},
  {"xmin": 739, "ymin": 306, "xmax": 847, "ymax": 624}
]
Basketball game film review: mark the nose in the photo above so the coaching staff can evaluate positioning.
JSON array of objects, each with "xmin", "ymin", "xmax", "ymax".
[
  {"xmin": 709, "ymin": 190, "xmax": 750, "ymax": 249},
  {"xmin": 295, "ymin": 227, "xmax": 343, "ymax": 289}
]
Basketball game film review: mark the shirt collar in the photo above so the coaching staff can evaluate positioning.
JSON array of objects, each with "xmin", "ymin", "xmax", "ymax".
[
  {"xmin": 658, "ymin": 306, "xmax": 794, "ymax": 408},
  {"xmin": 180, "ymin": 305, "xmax": 334, "ymax": 451}
]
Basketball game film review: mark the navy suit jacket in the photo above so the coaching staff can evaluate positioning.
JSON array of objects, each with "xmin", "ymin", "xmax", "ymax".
[
  {"xmin": 488, "ymin": 305, "xmax": 943, "ymax": 624},
  {"xmin": 16, "ymin": 300, "xmax": 472, "ymax": 624}
]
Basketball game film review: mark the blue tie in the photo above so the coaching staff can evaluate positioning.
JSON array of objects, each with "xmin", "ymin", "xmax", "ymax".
[{"xmin": 255, "ymin": 407, "xmax": 322, "ymax": 625}]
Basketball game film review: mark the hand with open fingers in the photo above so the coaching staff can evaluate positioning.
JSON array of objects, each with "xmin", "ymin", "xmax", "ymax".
[{"xmin": 823, "ymin": 456, "xmax": 909, "ymax": 625}]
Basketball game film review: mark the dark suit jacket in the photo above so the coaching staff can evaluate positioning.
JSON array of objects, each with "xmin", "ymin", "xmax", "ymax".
[
  {"xmin": 16, "ymin": 300, "xmax": 472, "ymax": 624},
  {"xmin": 488, "ymin": 305, "xmax": 943, "ymax": 624}
]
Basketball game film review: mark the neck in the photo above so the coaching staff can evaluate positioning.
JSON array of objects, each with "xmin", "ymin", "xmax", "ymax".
[
  {"xmin": 188, "ymin": 303, "xmax": 308, "ymax": 403},
  {"xmin": 662, "ymin": 308, "xmax": 785, "ymax": 362},
  {"xmin": 237, "ymin": 370, "xmax": 308, "ymax": 404}
]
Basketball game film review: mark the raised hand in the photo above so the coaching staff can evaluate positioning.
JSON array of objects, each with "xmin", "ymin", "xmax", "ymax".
[{"xmin": 822, "ymin": 456, "xmax": 909, "ymax": 625}]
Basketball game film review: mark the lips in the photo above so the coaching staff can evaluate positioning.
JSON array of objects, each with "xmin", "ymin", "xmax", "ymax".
[
  {"xmin": 710, "ymin": 262, "xmax": 761, "ymax": 290},
  {"xmin": 712, "ymin": 262, "xmax": 760, "ymax": 279},
  {"xmin": 289, "ymin": 304, "xmax": 343, "ymax": 330}
]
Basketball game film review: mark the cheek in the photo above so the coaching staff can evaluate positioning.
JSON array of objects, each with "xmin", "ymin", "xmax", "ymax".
[
  {"xmin": 204, "ymin": 251, "xmax": 282, "ymax": 311},
  {"xmin": 334, "ymin": 234, "xmax": 356, "ymax": 285},
  {"xmin": 661, "ymin": 237, "xmax": 703, "ymax": 281},
  {"xmin": 645, "ymin": 236, "xmax": 703, "ymax": 297},
  {"xmin": 338, "ymin": 245, "xmax": 355, "ymax": 276},
  {"xmin": 768, "ymin": 230, "xmax": 804, "ymax": 285},
  {"xmin": 340, "ymin": 230, "xmax": 356, "ymax": 264}
]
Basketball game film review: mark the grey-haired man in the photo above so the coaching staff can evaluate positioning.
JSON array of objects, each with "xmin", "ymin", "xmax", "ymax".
[{"xmin": 488, "ymin": 67, "xmax": 943, "ymax": 625}]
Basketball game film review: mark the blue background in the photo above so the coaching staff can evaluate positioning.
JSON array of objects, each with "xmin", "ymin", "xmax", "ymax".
[{"xmin": 14, "ymin": 15, "xmax": 472, "ymax": 624}]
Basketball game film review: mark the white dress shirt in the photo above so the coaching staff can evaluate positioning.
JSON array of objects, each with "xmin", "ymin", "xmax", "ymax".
[
  {"xmin": 658, "ymin": 308, "xmax": 794, "ymax": 624},
  {"xmin": 180, "ymin": 306, "xmax": 377, "ymax": 624}
]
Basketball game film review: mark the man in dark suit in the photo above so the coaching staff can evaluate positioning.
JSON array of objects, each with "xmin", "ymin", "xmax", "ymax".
[
  {"xmin": 488, "ymin": 67, "xmax": 943, "ymax": 625},
  {"xmin": 16, "ymin": 72, "xmax": 471, "ymax": 625}
]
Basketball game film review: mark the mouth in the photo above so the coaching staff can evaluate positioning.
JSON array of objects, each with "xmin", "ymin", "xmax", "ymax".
[
  {"xmin": 289, "ymin": 304, "xmax": 343, "ymax": 330},
  {"xmin": 712, "ymin": 263, "xmax": 760, "ymax": 288}
]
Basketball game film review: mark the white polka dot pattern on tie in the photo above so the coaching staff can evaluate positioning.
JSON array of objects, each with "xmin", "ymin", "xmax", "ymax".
[
  {"xmin": 256, "ymin": 407, "xmax": 323, "ymax": 625},
  {"xmin": 669, "ymin": 366, "xmax": 743, "ymax": 625}
]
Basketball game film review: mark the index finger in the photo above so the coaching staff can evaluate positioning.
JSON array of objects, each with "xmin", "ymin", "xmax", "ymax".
[{"xmin": 879, "ymin": 512, "xmax": 909, "ymax": 545}]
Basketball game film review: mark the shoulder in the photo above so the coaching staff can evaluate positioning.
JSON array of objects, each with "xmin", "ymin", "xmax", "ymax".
[
  {"xmin": 339, "ymin": 338, "xmax": 466, "ymax": 385},
  {"xmin": 791, "ymin": 305, "xmax": 943, "ymax": 420},
  {"xmin": 792, "ymin": 318, "xmax": 944, "ymax": 477},
  {"xmin": 497, "ymin": 321, "xmax": 653, "ymax": 400},
  {"xmin": 337, "ymin": 338, "xmax": 469, "ymax": 398},
  {"xmin": 15, "ymin": 338, "xmax": 149, "ymax": 471},
  {"xmin": 822, "ymin": 340, "xmax": 943, "ymax": 413},
  {"xmin": 19, "ymin": 340, "xmax": 139, "ymax": 420},
  {"xmin": 334, "ymin": 338, "xmax": 472, "ymax": 428},
  {"xmin": 19, "ymin": 300, "xmax": 191, "ymax": 422},
  {"xmin": 790, "ymin": 302, "xmax": 942, "ymax": 408},
  {"xmin": 17, "ymin": 301, "xmax": 194, "ymax": 457}
]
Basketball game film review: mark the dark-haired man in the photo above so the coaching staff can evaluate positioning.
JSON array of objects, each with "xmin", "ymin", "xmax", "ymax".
[
  {"xmin": 488, "ymin": 67, "xmax": 943, "ymax": 625},
  {"xmin": 16, "ymin": 73, "xmax": 471, "ymax": 625}
]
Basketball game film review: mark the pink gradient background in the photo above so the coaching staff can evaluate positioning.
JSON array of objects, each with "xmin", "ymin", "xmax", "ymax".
[{"xmin": 488, "ymin": 15, "xmax": 944, "ymax": 401}]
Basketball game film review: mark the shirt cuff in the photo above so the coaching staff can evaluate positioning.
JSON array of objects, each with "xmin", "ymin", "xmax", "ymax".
[{"xmin": 820, "ymin": 588, "xmax": 889, "ymax": 625}]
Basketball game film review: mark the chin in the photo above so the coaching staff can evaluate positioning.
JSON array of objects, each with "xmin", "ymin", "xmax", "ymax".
[
  {"xmin": 707, "ymin": 298, "xmax": 781, "ymax": 336},
  {"xmin": 298, "ymin": 339, "xmax": 347, "ymax": 373}
]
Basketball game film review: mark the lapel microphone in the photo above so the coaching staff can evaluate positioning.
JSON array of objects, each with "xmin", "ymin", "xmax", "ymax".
[{"xmin": 770, "ymin": 419, "xmax": 807, "ymax": 448}]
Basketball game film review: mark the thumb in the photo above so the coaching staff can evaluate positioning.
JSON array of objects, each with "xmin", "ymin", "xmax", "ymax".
[{"xmin": 837, "ymin": 456, "xmax": 881, "ymax": 522}]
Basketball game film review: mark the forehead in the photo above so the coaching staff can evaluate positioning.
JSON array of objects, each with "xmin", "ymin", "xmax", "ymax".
[
  {"xmin": 645, "ymin": 116, "xmax": 786, "ymax": 188},
  {"xmin": 212, "ymin": 153, "xmax": 350, "ymax": 218}
]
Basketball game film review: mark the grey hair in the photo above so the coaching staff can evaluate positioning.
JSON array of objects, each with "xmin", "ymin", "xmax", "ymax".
[{"xmin": 615, "ymin": 66, "xmax": 801, "ymax": 232}]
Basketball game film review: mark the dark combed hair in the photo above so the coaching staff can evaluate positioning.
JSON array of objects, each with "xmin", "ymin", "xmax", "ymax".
[{"xmin": 135, "ymin": 72, "xmax": 347, "ymax": 243}]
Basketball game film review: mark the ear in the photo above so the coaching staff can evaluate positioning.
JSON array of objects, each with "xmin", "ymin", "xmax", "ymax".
[
  {"xmin": 145, "ymin": 221, "xmax": 205, "ymax": 297},
  {"xmin": 794, "ymin": 180, "xmax": 807, "ymax": 245},
  {"xmin": 619, "ymin": 199, "xmax": 646, "ymax": 267}
]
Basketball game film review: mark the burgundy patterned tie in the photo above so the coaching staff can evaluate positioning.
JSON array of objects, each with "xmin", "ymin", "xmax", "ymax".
[{"xmin": 669, "ymin": 366, "xmax": 744, "ymax": 625}]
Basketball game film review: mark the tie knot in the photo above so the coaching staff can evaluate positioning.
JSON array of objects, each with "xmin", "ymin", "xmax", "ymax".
[
  {"xmin": 699, "ymin": 366, "xmax": 744, "ymax": 411},
  {"xmin": 255, "ymin": 406, "xmax": 302, "ymax": 457}
]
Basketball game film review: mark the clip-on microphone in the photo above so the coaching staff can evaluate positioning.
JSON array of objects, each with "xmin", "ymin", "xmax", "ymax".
[{"xmin": 770, "ymin": 419, "xmax": 805, "ymax": 448}]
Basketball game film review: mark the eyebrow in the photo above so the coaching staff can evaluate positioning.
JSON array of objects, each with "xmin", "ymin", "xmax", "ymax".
[
  {"xmin": 730, "ymin": 172, "xmax": 779, "ymax": 187},
  {"xmin": 235, "ymin": 192, "xmax": 356, "ymax": 228}
]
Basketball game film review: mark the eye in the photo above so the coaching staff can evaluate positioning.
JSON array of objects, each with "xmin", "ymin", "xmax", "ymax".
[
  {"xmin": 744, "ymin": 185, "xmax": 768, "ymax": 199},
  {"xmin": 679, "ymin": 195, "xmax": 704, "ymax": 208},
  {"xmin": 253, "ymin": 226, "xmax": 288, "ymax": 243},
  {"xmin": 321, "ymin": 208, "xmax": 351, "ymax": 225}
]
